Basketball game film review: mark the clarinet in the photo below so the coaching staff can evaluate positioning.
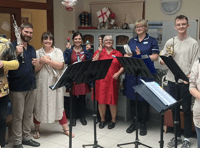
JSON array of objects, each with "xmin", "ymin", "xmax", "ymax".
[{"xmin": 12, "ymin": 15, "xmax": 25, "ymax": 63}]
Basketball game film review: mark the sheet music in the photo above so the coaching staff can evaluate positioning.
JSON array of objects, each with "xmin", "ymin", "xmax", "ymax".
[{"xmin": 140, "ymin": 79, "xmax": 176, "ymax": 106}]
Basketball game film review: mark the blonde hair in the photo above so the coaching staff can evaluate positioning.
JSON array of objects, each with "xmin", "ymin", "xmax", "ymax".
[
  {"xmin": 0, "ymin": 37, "xmax": 10, "ymax": 54},
  {"xmin": 135, "ymin": 19, "xmax": 148, "ymax": 33}
]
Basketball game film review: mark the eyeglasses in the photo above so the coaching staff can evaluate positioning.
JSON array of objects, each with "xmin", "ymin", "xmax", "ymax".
[
  {"xmin": 135, "ymin": 25, "xmax": 144, "ymax": 29},
  {"xmin": 104, "ymin": 39, "xmax": 113, "ymax": 42},
  {"xmin": 175, "ymin": 23, "xmax": 188, "ymax": 27}
]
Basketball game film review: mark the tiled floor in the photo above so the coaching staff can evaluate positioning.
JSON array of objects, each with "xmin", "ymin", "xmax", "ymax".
[{"xmin": 5, "ymin": 114, "xmax": 197, "ymax": 148}]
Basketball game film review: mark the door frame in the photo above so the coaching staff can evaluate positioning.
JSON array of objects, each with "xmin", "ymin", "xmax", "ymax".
[
  {"xmin": 0, "ymin": 8, "xmax": 21, "ymax": 42},
  {"xmin": 0, "ymin": 0, "xmax": 54, "ymax": 35}
]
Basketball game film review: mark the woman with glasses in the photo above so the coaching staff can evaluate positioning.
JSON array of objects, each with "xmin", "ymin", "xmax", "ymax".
[
  {"xmin": 63, "ymin": 31, "xmax": 93, "ymax": 126},
  {"xmin": 93, "ymin": 35, "xmax": 124, "ymax": 129},
  {"xmin": 124, "ymin": 19, "xmax": 159, "ymax": 136}
]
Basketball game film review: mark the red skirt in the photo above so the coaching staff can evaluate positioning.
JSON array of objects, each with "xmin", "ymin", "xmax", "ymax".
[{"xmin": 66, "ymin": 83, "xmax": 91, "ymax": 96}]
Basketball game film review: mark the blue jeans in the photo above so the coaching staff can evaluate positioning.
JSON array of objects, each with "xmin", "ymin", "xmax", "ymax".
[
  {"xmin": 0, "ymin": 95, "xmax": 9, "ymax": 147},
  {"xmin": 167, "ymin": 81, "xmax": 192, "ymax": 138},
  {"xmin": 195, "ymin": 126, "xmax": 200, "ymax": 148}
]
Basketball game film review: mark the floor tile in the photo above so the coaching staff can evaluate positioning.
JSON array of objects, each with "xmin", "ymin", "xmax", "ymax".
[{"xmin": 5, "ymin": 114, "xmax": 198, "ymax": 148}]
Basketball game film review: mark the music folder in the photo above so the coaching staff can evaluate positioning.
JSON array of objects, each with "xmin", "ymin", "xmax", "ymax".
[{"xmin": 133, "ymin": 79, "xmax": 177, "ymax": 114}]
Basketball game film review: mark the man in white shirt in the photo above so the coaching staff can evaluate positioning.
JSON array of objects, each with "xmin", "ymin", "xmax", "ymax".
[{"xmin": 160, "ymin": 15, "xmax": 200, "ymax": 148}]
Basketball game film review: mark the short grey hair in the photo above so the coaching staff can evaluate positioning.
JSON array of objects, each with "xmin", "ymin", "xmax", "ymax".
[{"xmin": 103, "ymin": 35, "xmax": 114, "ymax": 43}]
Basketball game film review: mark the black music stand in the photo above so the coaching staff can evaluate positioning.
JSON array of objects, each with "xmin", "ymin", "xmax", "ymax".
[
  {"xmin": 133, "ymin": 80, "xmax": 181, "ymax": 148},
  {"xmin": 50, "ymin": 60, "xmax": 91, "ymax": 148},
  {"xmin": 81, "ymin": 59, "xmax": 112, "ymax": 148},
  {"xmin": 116, "ymin": 57, "xmax": 154, "ymax": 148},
  {"xmin": 160, "ymin": 56, "xmax": 189, "ymax": 148}
]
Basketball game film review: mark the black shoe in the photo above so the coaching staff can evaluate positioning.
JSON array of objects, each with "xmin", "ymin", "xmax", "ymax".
[
  {"xmin": 13, "ymin": 144, "xmax": 24, "ymax": 148},
  {"xmin": 108, "ymin": 122, "xmax": 115, "ymax": 129},
  {"xmin": 99, "ymin": 121, "xmax": 106, "ymax": 129},
  {"xmin": 69, "ymin": 118, "xmax": 76, "ymax": 126},
  {"xmin": 80, "ymin": 118, "xmax": 87, "ymax": 125},
  {"xmin": 126, "ymin": 123, "xmax": 135, "ymax": 133},
  {"xmin": 22, "ymin": 139, "xmax": 40, "ymax": 147},
  {"xmin": 140, "ymin": 124, "xmax": 147, "ymax": 136}
]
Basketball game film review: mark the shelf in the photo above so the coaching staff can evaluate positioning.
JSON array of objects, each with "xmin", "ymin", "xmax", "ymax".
[
  {"xmin": 116, "ymin": 45, "xmax": 125, "ymax": 47},
  {"xmin": 83, "ymin": 44, "xmax": 94, "ymax": 46}
]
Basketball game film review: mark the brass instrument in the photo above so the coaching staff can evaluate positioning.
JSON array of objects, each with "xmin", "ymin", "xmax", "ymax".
[
  {"xmin": 39, "ymin": 51, "xmax": 58, "ymax": 78},
  {"xmin": 12, "ymin": 15, "xmax": 25, "ymax": 63},
  {"xmin": 166, "ymin": 37, "xmax": 175, "ymax": 57}
]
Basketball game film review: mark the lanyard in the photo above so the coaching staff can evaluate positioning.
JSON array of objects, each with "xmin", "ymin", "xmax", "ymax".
[{"xmin": 74, "ymin": 47, "xmax": 84, "ymax": 62}]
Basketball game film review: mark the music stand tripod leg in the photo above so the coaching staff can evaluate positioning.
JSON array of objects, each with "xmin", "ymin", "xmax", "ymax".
[
  {"xmin": 117, "ymin": 75, "xmax": 152, "ymax": 148},
  {"xmin": 159, "ymin": 114, "xmax": 164, "ymax": 148},
  {"xmin": 173, "ymin": 81, "xmax": 180, "ymax": 148},
  {"xmin": 82, "ymin": 81, "xmax": 103, "ymax": 148},
  {"xmin": 69, "ymin": 82, "xmax": 73, "ymax": 148}
]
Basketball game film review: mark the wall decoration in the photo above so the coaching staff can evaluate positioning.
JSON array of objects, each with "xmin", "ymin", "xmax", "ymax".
[
  {"xmin": 160, "ymin": 0, "xmax": 181, "ymax": 15},
  {"xmin": 90, "ymin": 0, "xmax": 144, "ymax": 29},
  {"xmin": 21, "ymin": 13, "xmax": 32, "ymax": 24}
]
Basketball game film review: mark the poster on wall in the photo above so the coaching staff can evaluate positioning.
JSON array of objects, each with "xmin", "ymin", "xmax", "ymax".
[{"xmin": 148, "ymin": 22, "xmax": 163, "ymax": 45}]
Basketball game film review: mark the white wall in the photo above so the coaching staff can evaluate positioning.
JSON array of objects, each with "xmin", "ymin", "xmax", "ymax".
[
  {"xmin": 145, "ymin": 0, "xmax": 200, "ymax": 25},
  {"xmin": 53, "ymin": 0, "xmax": 75, "ymax": 51}
]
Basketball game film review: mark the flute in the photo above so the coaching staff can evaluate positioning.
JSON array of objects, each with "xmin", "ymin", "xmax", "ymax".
[{"xmin": 12, "ymin": 15, "xmax": 25, "ymax": 63}]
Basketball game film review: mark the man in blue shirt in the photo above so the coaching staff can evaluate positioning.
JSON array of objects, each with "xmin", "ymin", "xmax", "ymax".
[{"xmin": 8, "ymin": 23, "xmax": 40, "ymax": 148}]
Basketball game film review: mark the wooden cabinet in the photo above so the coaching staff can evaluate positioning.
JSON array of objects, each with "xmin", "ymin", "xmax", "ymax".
[
  {"xmin": 164, "ymin": 110, "xmax": 195, "ymax": 133},
  {"xmin": 79, "ymin": 29, "xmax": 136, "ymax": 121}
]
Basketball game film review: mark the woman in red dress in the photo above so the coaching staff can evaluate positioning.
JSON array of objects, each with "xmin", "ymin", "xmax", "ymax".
[
  {"xmin": 93, "ymin": 35, "xmax": 124, "ymax": 129},
  {"xmin": 63, "ymin": 31, "xmax": 93, "ymax": 126}
]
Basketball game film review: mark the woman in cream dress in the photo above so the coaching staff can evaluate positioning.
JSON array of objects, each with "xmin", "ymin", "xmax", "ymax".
[{"xmin": 33, "ymin": 31, "xmax": 74, "ymax": 139}]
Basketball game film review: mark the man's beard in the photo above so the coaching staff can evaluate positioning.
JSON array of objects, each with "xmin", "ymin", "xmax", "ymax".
[{"xmin": 21, "ymin": 33, "xmax": 32, "ymax": 42}]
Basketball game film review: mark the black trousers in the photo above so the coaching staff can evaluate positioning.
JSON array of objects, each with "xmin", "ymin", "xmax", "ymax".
[
  {"xmin": 72, "ymin": 95, "xmax": 86, "ymax": 119},
  {"xmin": 0, "ymin": 95, "xmax": 9, "ymax": 147},
  {"xmin": 167, "ymin": 81, "xmax": 192, "ymax": 138},
  {"xmin": 130, "ymin": 99, "xmax": 149, "ymax": 124}
]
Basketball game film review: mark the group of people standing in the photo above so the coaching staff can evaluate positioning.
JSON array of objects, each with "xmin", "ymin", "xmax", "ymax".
[{"xmin": 0, "ymin": 14, "xmax": 200, "ymax": 148}]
